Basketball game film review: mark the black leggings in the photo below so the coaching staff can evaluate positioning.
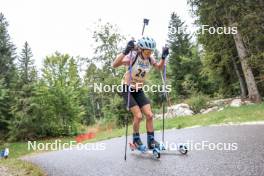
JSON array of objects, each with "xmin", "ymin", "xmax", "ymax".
[{"xmin": 121, "ymin": 85, "xmax": 150, "ymax": 109}]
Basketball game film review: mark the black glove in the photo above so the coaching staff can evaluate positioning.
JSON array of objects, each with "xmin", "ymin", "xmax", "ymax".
[
  {"xmin": 161, "ymin": 46, "xmax": 169, "ymax": 60},
  {"xmin": 122, "ymin": 40, "xmax": 135, "ymax": 55}
]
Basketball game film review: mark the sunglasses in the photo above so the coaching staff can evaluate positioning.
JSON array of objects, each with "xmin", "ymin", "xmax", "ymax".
[{"xmin": 142, "ymin": 49, "xmax": 153, "ymax": 55}]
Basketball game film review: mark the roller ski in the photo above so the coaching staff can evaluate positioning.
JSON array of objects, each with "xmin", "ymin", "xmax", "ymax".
[
  {"xmin": 148, "ymin": 132, "xmax": 188, "ymax": 155},
  {"xmin": 159, "ymin": 142, "xmax": 188, "ymax": 155},
  {"xmin": 129, "ymin": 142, "xmax": 161, "ymax": 159},
  {"xmin": 129, "ymin": 134, "xmax": 161, "ymax": 159}
]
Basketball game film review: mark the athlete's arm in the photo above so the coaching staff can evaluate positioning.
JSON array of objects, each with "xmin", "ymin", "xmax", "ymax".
[
  {"xmin": 112, "ymin": 53, "xmax": 125, "ymax": 68},
  {"xmin": 112, "ymin": 53, "xmax": 131, "ymax": 68},
  {"xmin": 153, "ymin": 59, "xmax": 166, "ymax": 70},
  {"xmin": 112, "ymin": 40, "xmax": 135, "ymax": 68}
]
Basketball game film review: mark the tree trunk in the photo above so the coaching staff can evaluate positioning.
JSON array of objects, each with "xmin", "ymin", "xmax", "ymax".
[
  {"xmin": 231, "ymin": 26, "xmax": 262, "ymax": 102},
  {"xmin": 231, "ymin": 57, "xmax": 247, "ymax": 99}
]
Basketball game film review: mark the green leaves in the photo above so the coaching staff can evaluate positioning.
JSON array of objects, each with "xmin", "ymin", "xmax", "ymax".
[
  {"xmin": 167, "ymin": 13, "xmax": 205, "ymax": 99},
  {"xmin": 37, "ymin": 53, "xmax": 85, "ymax": 137},
  {"xmin": 92, "ymin": 21, "xmax": 124, "ymax": 74},
  {"xmin": 82, "ymin": 21, "xmax": 129, "ymax": 127}
]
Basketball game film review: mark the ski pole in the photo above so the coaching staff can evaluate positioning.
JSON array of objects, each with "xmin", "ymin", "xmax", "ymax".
[
  {"xmin": 124, "ymin": 18, "xmax": 149, "ymax": 160},
  {"xmin": 124, "ymin": 116, "xmax": 128, "ymax": 160},
  {"xmin": 124, "ymin": 50, "xmax": 133, "ymax": 161},
  {"xmin": 162, "ymin": 61, "xmax": 166, "ymax": 143},
  {"xmin": 161, "ymin": 45, "xmax": 168, "ymax": 143}
]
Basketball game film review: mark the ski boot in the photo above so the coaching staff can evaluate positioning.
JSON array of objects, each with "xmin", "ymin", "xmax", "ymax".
[
  {"xmin": 132, "ymin": 133, "xmax": 146, "ymax": 152},
  {"xmin": 147, "ymin": 132, "xmax": 162, "ymax": 158},
  {"xmin": 147, "ymin": 132, "xmax": 165, "ymax": 150}
]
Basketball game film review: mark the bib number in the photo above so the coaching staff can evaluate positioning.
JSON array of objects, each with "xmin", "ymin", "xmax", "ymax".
[{"xmin": 135, "ymin": 69, "xmax": 146, "ymax": 78}]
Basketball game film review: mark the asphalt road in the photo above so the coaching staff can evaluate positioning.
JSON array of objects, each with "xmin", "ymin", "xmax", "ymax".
[{"xmin": 24, "ymin": 124, "xmax": 264, "ymax": 176}]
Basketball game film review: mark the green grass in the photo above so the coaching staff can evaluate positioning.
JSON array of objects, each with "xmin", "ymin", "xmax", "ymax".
[
  {"xmin": 70, "ymin": 103, "xmax": 264, "ymax": 147},
  {"xmin": 1, "ymin": 137, "xmax": 74, "ymax": 159},
  {"xmin": 153, "ymin": 103, "xmax": 264, "ymax": 129},
  {"xmin": 0, "ymin": 137, "xmax": 73, "ymax": 176},
  {"xmin": 0, "ymin": 103, "xmax": 264, "ymax": 175},
  {"xmin": 0, "ymin": 159, "xmax": 45, "ymax": 176}
]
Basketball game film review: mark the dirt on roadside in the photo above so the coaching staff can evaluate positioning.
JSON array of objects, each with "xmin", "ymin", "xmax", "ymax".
[{"xmin": 0, "ymin": 165, "xmax": 12, "ymax": 176}]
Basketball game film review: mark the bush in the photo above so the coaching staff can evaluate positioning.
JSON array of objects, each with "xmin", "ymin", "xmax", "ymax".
[{"xmin": 186, "ymin": 94, "xmax": 209, "ymax": 113}]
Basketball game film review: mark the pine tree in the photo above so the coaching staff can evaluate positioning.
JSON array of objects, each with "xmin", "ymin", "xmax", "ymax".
[
  {"xmin": 8, "ymin": 42, "xmax": 37, "ymax": 140},
  {"xmin": 167, "ymin": 13, "xmax": 203, "ymax": 99},
  {"xmin": 0, "ymin": 13, "xmax": 17, "ymax": 134},
  {"xmin": 198, "ymin": 25, "xmax": 247, "ymax": 98},
  {"xmin": 0, "ymin": 78, "xmax": 9, "ymax": 132},
  {"xmin": 188, "ymin": 0, "xmax": 262, "ymax": 102},
  {"xmin": 17, "ymin": 41, "xmax": 36, "ymax": 84},
  {"xmin": 0, "ymin": 13, "xmax": 16, "ymax": 86}
]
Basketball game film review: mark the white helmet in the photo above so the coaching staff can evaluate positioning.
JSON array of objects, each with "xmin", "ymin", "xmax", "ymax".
[{"xmin": 137, "ymin": 37, "xmax": 156, "ymax": 50}]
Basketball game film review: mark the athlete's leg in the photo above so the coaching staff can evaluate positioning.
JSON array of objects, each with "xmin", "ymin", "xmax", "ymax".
[
  {"xmin": 130, "ymin": 105, "xmax": 142, "ymax": 133},
  {"xmin": 141, "ymin": 104, "xmax": 161, "ymax": 149},
  {"xmin": 130, "ymin": 105, "xmax": 146, "ymax": 150},
  {"xmin": 141, "ymin": 104, "xmax": 154, "ymax": 132}
]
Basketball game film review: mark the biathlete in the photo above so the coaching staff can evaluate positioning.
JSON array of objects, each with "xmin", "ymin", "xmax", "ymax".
[{"xmin": 112, "ymin": 37, "xmax": 169, "ymax": 151}]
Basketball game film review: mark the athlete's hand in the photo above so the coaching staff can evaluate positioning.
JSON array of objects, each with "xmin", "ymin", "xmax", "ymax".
[
  {"xmin": 122, "ymin": 39, "xmax": 136, "ymax": 55},
  {"xmin": 161, "ymin": 46, "xmax": 169, "ymax": 60}
]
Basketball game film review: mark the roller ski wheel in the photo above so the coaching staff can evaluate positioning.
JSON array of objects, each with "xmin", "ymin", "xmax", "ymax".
[
  {"xmin": 178, "ymin": 144, "xmax": 188, "ymax": 155},
  {"xmin": 160, "ymin": 143, "xmax": 166, "ymax": 151},
  {"xmin": 152, "ymin": 148, "xmax": 161, "ymax": 159}
]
